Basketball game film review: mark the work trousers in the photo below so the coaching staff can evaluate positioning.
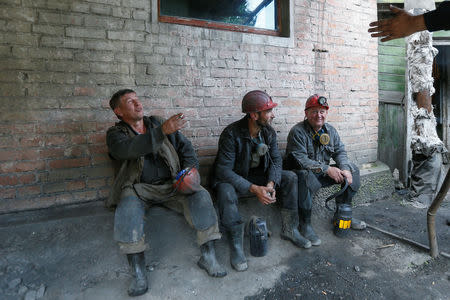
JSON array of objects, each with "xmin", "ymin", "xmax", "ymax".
[
  {"xmin": 114, "ymin": 184, "xmax": 221, "ymax": 254},
  {"xmin": 215, "ymin": 170, "xmax": 298, "ymax": 230},
  {"xmin": 294, "ymin": 163, "xmax": 360, "ymax": 211}
]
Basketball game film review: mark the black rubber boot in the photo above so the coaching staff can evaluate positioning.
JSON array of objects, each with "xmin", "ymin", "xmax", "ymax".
[
  {"xmin": 197, "ymin": 240, "xmax": 227, "ymax": 277},
  {"xmin": 228, "ymin": 223, "xmax": 248, "ymax": 271},
  {"xmin": 127, "ymin": 252, "xmax": 148, "ymax": 297},
  {"xmin": 299, "ymin": 209, "xmax": 321, "ymax": 246},
  {"xmin": 280, "ymin": 209, "xmax": 311, "ymax": 249}
]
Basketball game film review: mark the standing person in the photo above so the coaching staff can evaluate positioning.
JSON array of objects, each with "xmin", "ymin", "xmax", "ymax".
[
  {"xmin": 211, "ymin": 90, "xmax": 311, "ymax": 272},
  {"xmin": 284, "ymin": 94, "xmax": 362, "ymax": 239},
  {"xmin": 370, "ymin": 2, "xmax": 450, "ymax": 225},
  {"xmin": 106, "ymin": 89, "xmax": 226, "ymax": 297}
]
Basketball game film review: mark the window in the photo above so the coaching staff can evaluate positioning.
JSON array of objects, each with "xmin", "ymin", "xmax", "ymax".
[{"xmin": 158, "ymin": 0, "xmax": 289, "ymax": 37}]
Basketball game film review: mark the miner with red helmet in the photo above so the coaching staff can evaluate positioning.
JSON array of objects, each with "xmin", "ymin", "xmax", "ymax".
[
  {"xmin": 106, "ymin": 89, "xmax": 226, "ymax": 297},
  {"xmin": 211, "ymin": 90, "xmax": 312, "ymax": 272},
  {"xmin": 284, "ymin": 94, "xmax": 362, "ymax": 242}
]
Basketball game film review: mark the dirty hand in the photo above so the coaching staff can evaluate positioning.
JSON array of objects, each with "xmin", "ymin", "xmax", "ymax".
[
  {"xmin": 266, "ymin": 181, "xmax": 276, "ymax": 202},
  {"xmin": 368, "ymin": 5, "xmax": 426, "ymax": 42},
  {"xmin": 250, "ymin": 184, "xmax": 276, "ymax": 205},
  {"xmin": 327, "ymin": 166, "xmax": 344, "ymax": 183},
  {"xmin": 162, "ymin": 113, "xmax": 187, "ymax": 135},
  {"xmin": 341, "ymin": 170, "xmax": 353, "ymax": 185}
]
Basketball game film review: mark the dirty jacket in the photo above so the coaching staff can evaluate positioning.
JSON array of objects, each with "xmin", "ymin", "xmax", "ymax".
[
  {"xmin": 211, "ymin": 115, "xmax": 282, "ymax": 194},
  {"xmin": 106, "ymin": 116, "xmax": 198, "ymax": 207},
  {"xmin": 284, "ymin": 121, "xmax": 350, "ymax": 174}
]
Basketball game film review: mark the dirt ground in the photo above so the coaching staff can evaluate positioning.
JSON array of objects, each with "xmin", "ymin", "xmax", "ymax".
[
  {"xmin": 0, "ymin": 193, "xmax": 449, "ymax": 300},
  {"xmin": 248, "ymin": 196, "xmax": 450, "ymax": 300}
]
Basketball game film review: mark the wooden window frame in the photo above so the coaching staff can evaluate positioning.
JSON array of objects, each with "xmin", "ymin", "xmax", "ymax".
[{"xmin": 158, "ymin": 0, "xmax": 290, "ymax": 37}]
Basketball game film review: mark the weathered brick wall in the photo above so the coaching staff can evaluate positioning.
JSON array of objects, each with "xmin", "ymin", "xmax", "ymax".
[{"xmin": 0, "ymin": 0, "xmax": 378, "ymax": 213}]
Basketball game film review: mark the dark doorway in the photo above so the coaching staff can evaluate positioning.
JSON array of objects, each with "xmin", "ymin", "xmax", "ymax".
[{"xmin": 432, "ymin": 45, "xmax": 449, "ymax": 146}]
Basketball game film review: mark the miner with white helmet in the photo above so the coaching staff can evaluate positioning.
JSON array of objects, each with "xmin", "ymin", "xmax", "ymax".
[
  {"xmin": 106, "ymin": 89, "xmax": 226, "ymax": 297},
  {"xmin": 211, "ymin": 90, "xmax": 312, "ymax": 273}
]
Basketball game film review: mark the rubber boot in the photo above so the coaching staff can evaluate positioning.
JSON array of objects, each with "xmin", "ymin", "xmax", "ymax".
[
  {"xmin": 299, "ymin": 209, "xmax": 321, "ymax": 246},
  {"xmin": 228, "ymin": 223, "xmax": 248, "ymax": 271},
  {"xmin": 197, "ymin": 240, "xmax": 227, "ymax": 277},
  {"xmin": 127, "ymin": 252, "xmax": 148, "ymax": 297},
  {"xmin": 280, "ymin": 209, "xmax": 311, "ymax": 249}
]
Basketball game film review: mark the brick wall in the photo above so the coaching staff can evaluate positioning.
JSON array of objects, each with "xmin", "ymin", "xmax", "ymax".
[{"xmin": 0, "ymin": 0, "xmax": 378, "ymax": 213}]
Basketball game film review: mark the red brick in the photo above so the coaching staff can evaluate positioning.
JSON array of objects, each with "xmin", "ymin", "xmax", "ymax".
[
  {"xmin": 197, "ymin": 148, "xmax": 217, "ymax": 157},
  {"xmin": 45, "ymin": 135, "xmax": 66, "ymax": 146},
  {"xmin": 0, "ymin": 161, "xmax": 45, "ymax": 172},
  {"xmin": 12, "ymin": 123, "xmax": 36, "ymax": 134},
  {"xmin": 37, "ymin": 122, "xmax": 80, "ymax": 134},
  {"xmin": 19, "ymin": 149, "xmax": 40, "ymax": 160},
  {"xmin": 0, "ymin": 187, "xmax": 16, "ymax": 199},
  {"xmin": 87, "ymin": 133, "xmax": 106, "ymax": 144},
  {"xmin": 74, "ymin": 87, "xmax": 96, "ymax": 96},
  {"xmin": 0, "ymin": 150, "xmax": 20, "ymax": 161},
  {"xmin": 0, "ymin": 137, "xmax": 15, "ymax": 149},
  {"xmin": 173, "ymin": 97, "xmax": 203, "ymax": 107},
  {"xmin": 192, "ymin": 137, "xmax": 218, "ymax": 147},
  {"xmin": 0, "ymin": 124, "xmax": 14, "ymax": 134},
  {"xmin": 80, "ymin": 122, "xmax": 98, "ymax": 133},
  {"xmin": 91, "ymin": 154, "xmax": 110, "ymax": 165},
  {"xmin": 17, "ymin": 136, "xmax": 42, "ymax": 147},
  {"xmin": 96, "ymin": 122, "xmax": 112, "ymax": 132},
  {"xmin": 41, "ymin": 148, "xmax": 65, "ymax": 159},
  {"xmin": 43, "ymin": 182, "xmax": 65, "ymax": 194},
  {"xmin": 17, "ymin": 185, "xmax": 41, "ymax": 197},
  {"xmin": 66, "ymin": 180, "xmax": 86, "ymax": 191},
  {"xmin": 19, "ymin": 173, "xmax": 36, "ymax": 184},
  {"xmin": 0, "ymin": 175, "xmax": 19, "ymax": 186},
  {"xmin": 64, "ymin": 146, "xmax": 89, "ymax": 157},
  {"xmin": 49, "ymin": 157, "xmax": 90, "ymax": 169},
  {"xmin": 71, "ymin": 135, "xmax": 87, "ymax": 144},
  {"xmin": 89, "ymin": 145, "xmax": 108, "ymax": 154},
  {"xmin": 87, "ymin": 178, "xmax": 106, "ymax": 189}
]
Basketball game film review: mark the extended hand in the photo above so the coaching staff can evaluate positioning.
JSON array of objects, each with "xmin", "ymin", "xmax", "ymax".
[
  {"xmin": 326, "ymin": 166, "xmax": 344, "ymax": 184},
  {"xmin": 250, "ymin": 184, "xmax": 276, "ymax": 205},
  {"xmin": 368, "ymin": 5, "xmax": 426, "ymax": 42},
  {"xmin": 162, "ymin": 113, "xmax": 187, "ymax": 135}
]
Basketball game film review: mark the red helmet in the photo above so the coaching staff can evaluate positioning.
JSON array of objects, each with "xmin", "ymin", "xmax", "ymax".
[
  {"xmin": 173, "ymin": 167, "xmax": 202, "ymax": 194},
  {"xmin": 242, "ymin": 90, "xmax": 278, "ymax": 113},
  {"xmin": 305, "ymin": 94, "xmax": 329, "ymax": 111}
]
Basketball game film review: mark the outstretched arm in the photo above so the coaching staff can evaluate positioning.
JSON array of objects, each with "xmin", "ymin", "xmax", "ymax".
[{"xmin": 368, "ymin": 5, "xmax": 426, "ymax": 42}]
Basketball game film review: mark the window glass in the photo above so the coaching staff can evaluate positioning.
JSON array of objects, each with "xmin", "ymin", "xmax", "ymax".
[{"xmin": 160, "ymin": 0, "xmax": 278, "ymax": 32}]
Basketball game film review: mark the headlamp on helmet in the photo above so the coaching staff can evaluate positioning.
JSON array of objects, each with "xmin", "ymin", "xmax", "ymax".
[{"xmin": 305, "ymin": 94, "xmax": 329, "ymax": 111}]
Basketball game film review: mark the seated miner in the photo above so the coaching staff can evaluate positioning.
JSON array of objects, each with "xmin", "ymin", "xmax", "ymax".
[
  {"xmin": 106, "ymin": 89, "xmax": 226, "ymax": 297},
  {"xmin": 284, "ymin": 94, "xmax": 362, "ymax": 240},
  {"xmin": 211, "ymin": 90, "xmax": 312, "ymax": 272}
]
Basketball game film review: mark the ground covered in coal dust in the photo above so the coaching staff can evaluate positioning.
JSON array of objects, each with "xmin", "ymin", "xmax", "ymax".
[{"xmin": 247, "ymin": 198, "xmax": 450, "ymax": 300}]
